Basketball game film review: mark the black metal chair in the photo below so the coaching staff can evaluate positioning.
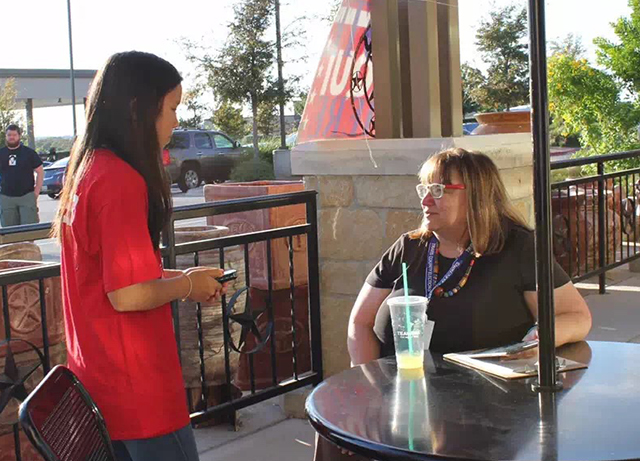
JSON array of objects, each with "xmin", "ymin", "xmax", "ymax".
[{"xmin": 19, "ymin": 365, "xmax": 117, "ymax": 461}]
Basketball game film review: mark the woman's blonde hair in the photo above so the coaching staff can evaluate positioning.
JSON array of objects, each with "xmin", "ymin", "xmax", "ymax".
[{"xmin": 409, "ymin": 148, "xmax": 528, "ymax": 256}]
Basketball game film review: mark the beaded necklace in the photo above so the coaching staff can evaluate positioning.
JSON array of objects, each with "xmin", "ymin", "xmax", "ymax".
[
  {"xmin": 432, "ymin": 244, "xmax": 476, "ymax": 298},
  {"xmin": 425, "ymin": 236, "xmax": 476, "ymax": 301}
]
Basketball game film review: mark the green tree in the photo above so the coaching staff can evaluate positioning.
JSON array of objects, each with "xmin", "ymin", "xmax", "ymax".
[
  {"xmin": 550, "ymin": 34, "xmax": 586, "ymax": 60},
  {"xmin": 548, "ymin": 54, "xmax": 640, "ymax": 169},
  {"xmin": 549, "ymin": 2, "xmax": 640, "ymax": 170},
  {"xmin": 196, "ymin": 0, "xmax": 276, "ymax": 159},
  {"xmin": 595, "ymin": 0, "xmax": 640, "ymax": 95},
  {"xmin": 212, "ymin": 102, "xmax": 248, "ymax": 141},
  {"xmin": 179, "ymin": 84, "xmax": 206, "ymax": 129},
  {"xmin": 256, "ymin": 100, "xmax": 278, "ymax": 137},
  {"xmin": 461, "ymin": 63, "xmax": 487, "ymax": 116},
  {"xmin": 182, "ymin": 0, "xmax": 307, "ymax": 157},
  {"xmin": 0, "ymin": 79, "xmax": 24, "ymax": 148},
  {"xmin": 473, "ymin": 5, "xmax": 529, "ymax": 111},
  {"xmin": 293, "ymin": 89, "xmax": 308, "ymax": 118},
  {"xmin": 548, "ymin": 35, "xmax": 586, "ymax": 147},
  {"xmin": 36, "ymin": 137, "xmax": 74, "ymax": 154}
]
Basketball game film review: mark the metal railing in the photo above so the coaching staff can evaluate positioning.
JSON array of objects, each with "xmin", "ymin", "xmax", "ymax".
[
  {"xmin": 0, "ymin": 191, "xmax": 322, "ymax": 459},
  {"xmin": 551, "ymin": 149, "xmax": 640, "ymax": 293}
]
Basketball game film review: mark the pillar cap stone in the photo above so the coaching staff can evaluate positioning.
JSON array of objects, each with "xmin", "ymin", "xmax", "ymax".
[{"xmin": 291, "ymin": 133, "xmax": 533, "ymax": 176}]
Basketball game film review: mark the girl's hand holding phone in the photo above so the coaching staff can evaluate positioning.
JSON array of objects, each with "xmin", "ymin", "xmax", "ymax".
[{"xmin": 182, "ymin": 267, "xmax": 226, "ymax": 303}]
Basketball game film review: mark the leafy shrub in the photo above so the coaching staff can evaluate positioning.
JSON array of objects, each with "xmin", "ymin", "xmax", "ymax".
[
  {"xmin": 230, "ymin": 158, "xmax": 275, "ymax": 182},
  {"xmin": 242, "ymin": 138, "xmax": 281, "ymax": 165}
]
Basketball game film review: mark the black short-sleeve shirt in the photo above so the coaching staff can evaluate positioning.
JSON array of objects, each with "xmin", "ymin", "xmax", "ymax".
[
  {"xmin": 0, "ymin": 144, "xmax": 43, "ymax": 197},
  {"xmin": 366, "ymin": 221, "xmax": 571, "ymax": 355}
]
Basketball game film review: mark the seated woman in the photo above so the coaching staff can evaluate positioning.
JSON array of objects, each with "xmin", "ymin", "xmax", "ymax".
[{"xmin": 314, "ymin": 148, "xmax": 592, "ymax": 461}]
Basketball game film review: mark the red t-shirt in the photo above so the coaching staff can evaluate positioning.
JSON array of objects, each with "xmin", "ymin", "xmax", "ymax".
[{"xmin": 60, "ymin": 149, "xmax": 189, "ymax": 440}]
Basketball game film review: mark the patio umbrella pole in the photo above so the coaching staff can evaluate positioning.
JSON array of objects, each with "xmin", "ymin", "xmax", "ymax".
[
  {"xmin": 275, "ymin": 0, "xmax": 287, "ymax": 150},
  {"xmin": 528, "ymin": 0, "xmax": 562, "ymax": 391}
]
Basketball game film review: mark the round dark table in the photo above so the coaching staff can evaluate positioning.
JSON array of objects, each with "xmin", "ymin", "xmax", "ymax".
[{"xmin": 306, "ymin": 341, "xmax": 640, "ymax": 461}]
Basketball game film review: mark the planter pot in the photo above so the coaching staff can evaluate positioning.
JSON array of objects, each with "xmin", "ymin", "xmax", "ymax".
[
  {"xmin": 0, "ymin": 260, "xmax": 64, "ymax": 356},
  {"xmin": 0, "ymin": 243, "xmax": 42, "ymax": 262},
  {"xmin": 551, "ymin": 183, "xmax": 622, "ymax": 277},
  {"xmin": 186, "ymin": 384, "xmax": 243, "ymax": 427},
  {"xmin": 472, "ymin": 111, "xmax": 531, "ymax": 135},
  {"xmin": 234, "ymin": 285, "xmax": 312, "ymax": 391},
  {"xmin": 173, "ymin": 226, "xmax": 246, "ymax": 410},
  {"xmin": 0, "ymin": 258, "xmax": 65, "ymax": 459},
  {"xmin": 0, "ymin": 430, "xmax": 41, "ymax": 461},
  {"xmin": 204, "ymin": 181, "xmax": 308, "ymax": 291}
]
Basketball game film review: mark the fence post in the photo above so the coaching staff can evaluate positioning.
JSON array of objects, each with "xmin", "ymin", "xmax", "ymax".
[
  {"xmin": 598, "ymin": 162, "xmax": 606, "ymax": 294},
  {"xmin": 306, "ymin": 193, "xmax": 323, "ymax": 382},
  {"xmin": 162, "ymin": 222, "xmax": 182, "ymax": 361}
]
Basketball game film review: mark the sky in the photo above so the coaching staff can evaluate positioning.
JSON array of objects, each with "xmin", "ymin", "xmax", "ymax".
[{"xmin": 0, "ymin": 0, "xmax": 634, "ymax": 137}]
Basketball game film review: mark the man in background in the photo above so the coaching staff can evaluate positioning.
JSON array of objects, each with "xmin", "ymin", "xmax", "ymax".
[{"xmin": 0, "ymin": 125, "xmax": 43, "ymax": 226}]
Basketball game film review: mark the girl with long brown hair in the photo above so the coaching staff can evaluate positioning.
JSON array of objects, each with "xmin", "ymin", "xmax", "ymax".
[{"xmin": 54, "ymin": 51, "xmax": 224, "ymax": 461}]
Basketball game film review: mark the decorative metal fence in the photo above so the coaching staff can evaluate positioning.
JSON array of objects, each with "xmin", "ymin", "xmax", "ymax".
[
  {"xmin": 551, "ymin": 150, "xmax": 640, "ymax": 293},
  {"xmin": 0, "ymin": 190, "xmax": 322, "ymax": 460}
]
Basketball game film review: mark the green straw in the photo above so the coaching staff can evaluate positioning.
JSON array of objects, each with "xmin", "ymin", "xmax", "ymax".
[{"xmin": 402, "ymin": 262, "xmax": 413, "ymax": 354}]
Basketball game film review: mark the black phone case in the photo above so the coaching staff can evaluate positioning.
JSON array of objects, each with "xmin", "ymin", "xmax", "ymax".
[{"xmin": 216, "ymin": 270, "xmax": 238, "ymax": 283}]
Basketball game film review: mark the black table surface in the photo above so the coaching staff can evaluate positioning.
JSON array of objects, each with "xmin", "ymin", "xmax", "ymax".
[{"xmin": 306, "ymin": 341, "xmax": 640, "ymax": 461}]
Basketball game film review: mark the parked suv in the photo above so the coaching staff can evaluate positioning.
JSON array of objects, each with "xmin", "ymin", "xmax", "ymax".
[{"xmin": 165, "ymin": 129, "xmax": 243, "ymax": 192}]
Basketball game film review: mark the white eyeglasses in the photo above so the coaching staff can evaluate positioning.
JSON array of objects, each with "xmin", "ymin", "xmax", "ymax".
[{"xmin": 416, "ymin": 183, "xmax": 466, "ymax": 200}]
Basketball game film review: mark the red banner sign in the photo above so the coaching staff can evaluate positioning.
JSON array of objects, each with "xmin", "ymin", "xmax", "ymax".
[{"xmin": 297, "ymin": 0, "xmax": 374, "ymax": 144}]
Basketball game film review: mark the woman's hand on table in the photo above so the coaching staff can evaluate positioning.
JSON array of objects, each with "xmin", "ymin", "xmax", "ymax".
[{"xmin": 523, "ymin": 281, "xmax": 592, "ymax": 346}]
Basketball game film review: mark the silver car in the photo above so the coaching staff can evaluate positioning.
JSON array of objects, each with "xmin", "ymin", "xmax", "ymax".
[{"xmin": 165, "ymin": 129, "xmax": 243, "ymax": 192}]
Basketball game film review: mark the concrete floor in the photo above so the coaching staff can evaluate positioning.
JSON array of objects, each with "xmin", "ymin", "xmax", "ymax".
[{"xmin": 194, "ymin": 396, "xmax": 315, "ymax": 461}]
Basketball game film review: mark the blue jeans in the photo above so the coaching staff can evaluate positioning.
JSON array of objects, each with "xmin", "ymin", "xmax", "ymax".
[{"xmin": 112, "ymin": 424, "xmax": 200, "ymax": 461}]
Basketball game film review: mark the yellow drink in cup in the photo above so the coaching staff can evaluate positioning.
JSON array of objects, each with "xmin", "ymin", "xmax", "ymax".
[
  {"xmin": 396, "ymin": 351, "xmax": 424, "ymax": 369},
  {"xmin": 398, "ymin": 365, "xmax": 426, "ymax": 380}
]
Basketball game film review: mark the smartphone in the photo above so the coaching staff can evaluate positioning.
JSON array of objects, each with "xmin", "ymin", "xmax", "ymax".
[{"xmin": 216, "ymin": 269, "xmax": 238, "ymax": 283}]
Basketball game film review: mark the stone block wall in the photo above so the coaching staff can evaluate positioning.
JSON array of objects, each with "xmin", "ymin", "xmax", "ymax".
[{"xmin": 303, "ymin": 175, "xmax": 420, "ymax": 376}]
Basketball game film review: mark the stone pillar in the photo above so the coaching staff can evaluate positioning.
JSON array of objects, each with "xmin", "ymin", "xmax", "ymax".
[
  {"xmin": 370, "ymin": 0, "xmax": 402, "ymax": 139},
  {"xmin": 25, "ymin": 98, "xmax": 36, "ymax": 149},
  {"xmin": 398, "ymin": 0, "xmax": 413, "ymax": 138},
  {"xmin": 371, "ymin": 0, "xmax": 462, "ymax": 139},
  {"xmin": 437, "ymin": 0, "xmax": 463, "ymax": 137},
  {"xmin": 293, "ymin": 134, "xmax": 534, "ymax": 377},
  {"xmin": 405, "ymin": 0, "xmax": 442, "ymax": 138}
]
